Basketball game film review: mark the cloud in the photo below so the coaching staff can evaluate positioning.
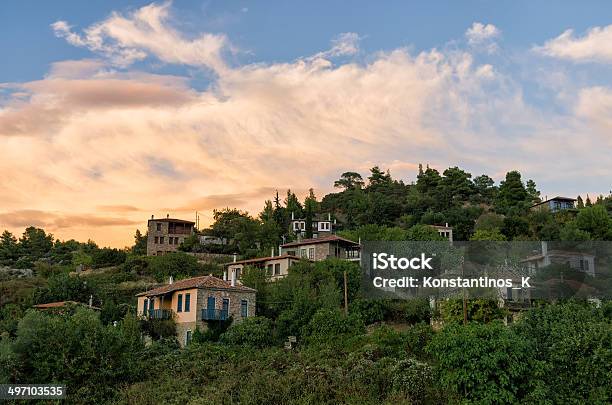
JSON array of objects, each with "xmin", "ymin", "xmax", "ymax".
[
  {"xmin": 536, "ymin": 25, "xmax": 612, "ymax": 63},
  {"xmin": 51, "ymin": 1, "xmax": 229, "ymax": 71},
  {"xmin": 2, "ymin": 6, "xmax": 611, "ymax": 247},
  {"xmin": 466, "ymin": 22, "xmax": 500, "ymax": 47},
  {"xmin": 0, "ymin": 210, "xmax": 140, "ymax": 230}
]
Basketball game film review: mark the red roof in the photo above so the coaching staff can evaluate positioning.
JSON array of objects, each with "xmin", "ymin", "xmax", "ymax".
[
  {"xmin": 136, "ymin": 275, "xmax": 255, "ymax": 297},
  {"xmin": 226, "ymin": 254, "xmax": 305, "ymax": 266},
  {"xmin": 281, "ymin": 235, "xmax": 359, "ymax": 248}
]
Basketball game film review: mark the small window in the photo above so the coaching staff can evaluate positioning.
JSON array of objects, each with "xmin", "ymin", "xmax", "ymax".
[
  {"xmin": 240, "ymin": 300, "xmax": 248, "ymax": 317},
  {"xmin": 274, "ymin": 263, "xmax": 281, "ymax": 275},
  {"xmin": 156, "ymin": 223, "xmax": 162, "ymax": 231},
  {"xmin": 160, "ymin": 237, "xmax": 165, "ymax": 244},
  {"xmin": 301, "ymin": 249, "xmax": 307, "ymax": 258},
  {"xmin": 293, "ymin": 222, "xmax": 300, "ymax": 231},
  {"xmin": 300, "ymin": 222, "xmax": 305, "ymax": 230},
  {"xmin": 308, "ymin": 248, "xmax": 314, "ymax": 260},
  {"xmin": 154, "ymin": 236, "xmax": 159, "ymax": 244},
  {"xmin": 235, "ymin": 268, "xmax": 241, "ymax": 279},
  {"xmin": 177, "ymin": 294, "xmax": 183, "ymax": 312},
  {"xmin": 267, "ymin": 264, "xmax": 273, "ymax": 276},
  {"xmin": 185, "ymin": 293, "xmax": 191, "ymax": 312}
]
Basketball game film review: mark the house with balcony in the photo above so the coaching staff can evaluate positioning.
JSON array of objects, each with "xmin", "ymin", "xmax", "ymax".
[
  {"xmin": 520, "ymin": 241, "xmax": 595, "ymax": 277},
  {"xmin": 225, "ymin": 253, "xmax": 309, "ymax": 282},
  {"xmin": 280, "ymin": 235, "xmax": 361, "ymax": 262},
  {"xmin": 530, "ymin": 196, "xmax": 576, "ymax": 213},
  {"xmin": 146, "ymin": 215, "xmax": 195, "ymax": 256},
  {"xmin": 136, "ymin": 275, "xmax": 256, "ymax": 346}
]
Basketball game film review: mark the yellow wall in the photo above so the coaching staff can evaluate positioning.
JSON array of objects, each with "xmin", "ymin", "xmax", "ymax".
[{"xmin": 170, "ymin": 288, "xmax": 197, "ymax": 323}]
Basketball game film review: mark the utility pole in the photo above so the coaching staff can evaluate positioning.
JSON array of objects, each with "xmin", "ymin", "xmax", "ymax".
[{"xmin": 343, "ymin": 270, "xmax": 349, "ymax": 316}]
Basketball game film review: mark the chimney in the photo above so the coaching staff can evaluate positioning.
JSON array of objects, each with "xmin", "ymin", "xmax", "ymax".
[
  {"xmin": 233, "ymin": 253, "xmax": 237, "ymax": 262},
  {"xmin": 223, "ymin": 271, "xmax": 227, "ymax": 281},
  {"xmin": 291, "ymin": 211, "xmax": 295, "ymax": 220},
  {"xmin": 328, "ymin": 213, "xmax": 331, "ymax": 221},
  {"xmin": 88, "ymin": 294, "xmax": 93, "ymax": 308},
  {"xmin": 445, "ymin": 222, "xmax": 448, "ymax": 227},
  {"xmin": 168, "ymin": 276, "xmax": 174, "ymax": 285},
  {"xmin": 231, "ymin": 270, "xmax": 236, "ymax": 287},
  {"xmin": 167, "ymin": 213, "xmax": 170, "ymax": 218},
  {"xmin": 278, "ymin": 244, "xmax": 283, "ymax": 256},
  {"xmin": 541, "ymin": 241, "xmax": 548, "ymax": 256},
  {"xmin": 271, "ymin": 247, "xmax": 275, "ymax": 257}
]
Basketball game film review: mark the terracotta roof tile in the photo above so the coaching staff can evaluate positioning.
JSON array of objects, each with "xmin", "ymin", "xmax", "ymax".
[{"xmin": 136, "ymin": 275, "xmax": 255, "ymax": 297}]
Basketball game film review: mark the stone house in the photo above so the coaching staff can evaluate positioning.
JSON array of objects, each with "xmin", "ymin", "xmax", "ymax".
[
  {"xmin": 280, "ymin": 235, "xmax": 361, "ymax": 262},
  {"xmin": 136, "ymin": 275, "xmax": 256, "ymax": 346},
  {"xmin": 146, "ymin": 215, "xmax": 195, "ymax": 256},
  {"xmin": 225, "ymin": 254, "xmax": 308, "ymax": 282}
]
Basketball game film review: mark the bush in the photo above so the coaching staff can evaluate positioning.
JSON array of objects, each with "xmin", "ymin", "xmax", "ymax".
[
  {"xmin": 350, "ymin": 299, "xmax": 385, "ymax": 325},
  {"xmin": 91, "ymin": 248, "xmax": 127, "ymax": 268},
  {"xmin": 140, "ymin": 318, "xmax": 177, "ymax": 340},
  {"xmin": 302, "ymin": 308, "xmax": 364, "ymax": 345},
  {"xmin": 147, "ymin": 253, "xmax": 204, "ymax": 282},
  {"xmin": 391, "ymin": 358, "xmax": 434, "ymax": 403},
  {"xmin": 220, "ymin": 317, "xmax": 273, "ymax": 348},
  {"xmin": 426, "ymin": 322, "xmax": 533, "ymax": 403}
]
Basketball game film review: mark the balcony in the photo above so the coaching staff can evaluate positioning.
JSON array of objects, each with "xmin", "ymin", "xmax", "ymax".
[
  {"xmin": 201, "ymin": 308, "xmax": 229, "ymax": 321},
  {"xmin": 148, "ymin": 309, "xmax": 173, "ymax": 320}
]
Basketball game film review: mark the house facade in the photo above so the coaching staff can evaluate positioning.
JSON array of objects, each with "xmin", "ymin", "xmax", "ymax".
[
  {"xmin": 521, "ymin": 241, "xmax": 595, "ymax": 276},
  {"xmin": 530, "ymin": 196, "xmax": 576, "ymax": 213},
  {"xmin": 431, "ymin": 223, "xmax": 453, "ymax": 242},
  {"xmin": 280, "ymin": 235, "xmax": 361, "ymax": 262},
  {"xmin": 289, "ymin": 212, "xmax": 335, "ymax": 238},
  {"xmin": 146, "ymin": 215, "xmax": 195, "ymax": 256},
  {"xmin": 226, "ymin": 254, "xmax": 307, "ymax": 282},
  {"xmin": 136, "ymin": 275, "xmax": 256, "ymax": 346}
]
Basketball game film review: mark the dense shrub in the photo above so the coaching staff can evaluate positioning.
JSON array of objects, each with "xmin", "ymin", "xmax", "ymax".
[
  {"xmin": 391, "ymin": 358, "xmax": 434, "ymax": 403},
  {"xmin": 220, "ymin": 316, "xmax": 273, "ymax": 348},
  {"xmin": 302, "ymin": 308, "xmax": 364, "ymax": 345}
]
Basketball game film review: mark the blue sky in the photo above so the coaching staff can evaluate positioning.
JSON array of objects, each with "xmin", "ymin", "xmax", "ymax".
[
  {"xmin": 1, "ymin": 1, "xmax": 612, "ymax": 246},
  {"xmin": 3, "ymin": 1, "xmax": 612, "ymax": 81}
]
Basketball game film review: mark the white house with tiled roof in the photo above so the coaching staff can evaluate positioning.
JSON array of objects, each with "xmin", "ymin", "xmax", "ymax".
[
  {"xmin": 280, "ymin": 235, "xmax": 361, "ymax": 262},
  {"xmin": 136, "ymin": 275, "xmax": 256, "ymax": 346},
  {"xmin": 225, "ymin": 253, "xmax": 309, "ymax": 282}
]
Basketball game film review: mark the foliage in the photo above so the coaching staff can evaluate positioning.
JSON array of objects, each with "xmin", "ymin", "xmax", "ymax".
[
  {"xmin": 220, "ymin": 316, "xmax": 273, "ymax": 348},
  {"xmin": 146, "ymin": 252, "xmax": 204, "ymax": 282}
]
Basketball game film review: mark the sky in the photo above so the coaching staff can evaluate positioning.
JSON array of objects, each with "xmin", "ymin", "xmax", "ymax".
[{"xmin": 1, "ymin": 1, "xmax": 612, "ymax": 247}]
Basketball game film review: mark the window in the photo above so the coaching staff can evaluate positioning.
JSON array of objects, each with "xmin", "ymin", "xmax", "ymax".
[
  {"xmin": 308, "ymin": 248, "xmax": 314, "ymax": 260},
  {"xmin": 185, "ymin": 293, "xmax": 191, "ymax": 312},
  {"xmin": 156, "ymin": 223, "xmax": 162, "ymax": 231},
  {"xmin": 185, "ymin": 330, "xmax": 192, "ymax": 345},
  {"xmin": 235, "ymin": 268, "xmax": 241, "ymax": 279},
  {"xmin": 240, "ymin": 300, "xmax": 248, "ymax": 317},
  {"xmin": 301, "ymin": 248, "xmax": 307, "ymax": 258},
  {"xmin": 293, "ymin": 222, "xmax": 300, "ymax": 231},
  {"xmin": 177, "ymin": 294, "xmax": 183, "ymax": 312},
  {"xmin": 154, "ymin": 236, "xmax": 159, "ymax": 244},
  {"xmin": 160, "ymin": 237, "xmax": 165, "ymax": 244},
  {"xmin": 319, "ymin": 221, "xmax": 330, "ymax": 231},
  {"xmin": 222, "ymin": 298, "xmax": 229, "ymax": 320},
  {"xmin": 274, "ymin": 263, "xmax": 281, "ymax": 275},
  {"xmin": 149, "ymin": 298, "xmax": 154, "ymax": 310},
  {"xmin": 300, "ymin": 222, "xmax": 305, "ymax": 230},
  {"xmin": 143, "ymin": 299, "xmax": 148, "ymax": 314},
  {"xmin": 267, "ymin": 264, "xmax": 273, "ymax": 276}
]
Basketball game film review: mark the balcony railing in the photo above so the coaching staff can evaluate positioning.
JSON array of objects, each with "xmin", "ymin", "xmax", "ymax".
[
  {"xmin": 148, "ymin": 309, "xmax": 173, "ymax": 320},
  {"xmin": 201, "ymin": 308, "xmax": 229, "ymax": 321}
]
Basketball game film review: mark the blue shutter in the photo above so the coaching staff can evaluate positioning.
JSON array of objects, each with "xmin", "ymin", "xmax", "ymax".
[
  {"xmin": 185, "ymin": 293, "xmax": 191, "ymax": 312},
  {"xmin": 177, "ymin": 294, "xmax": 183, "ymax": 312},
  {"xmin": 143, "ymin": 299, "xmax": 148, "ymax": 314}
]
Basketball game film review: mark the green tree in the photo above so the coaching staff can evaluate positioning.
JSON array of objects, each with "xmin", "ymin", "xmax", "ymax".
[
  {"xmin": 576, "ymin": 205, "xmax": 612, "ymax": 239},
  {"xmin": 147, "ymin": 252, "xmax": 204, "ymax": 282},
  {"xmin": 496, "ymin": 171, "xmax": 529, "ymax": 213},
  {"xmin": 132, "ymin": 229, "xmax": 147, "ymax": 255},
  {"xmin": 470, "ymin": 229, "xmax": 507, "ymax": 241},
  {"xmin": 0, "ymin": 231, "xmax": 18, "ymax": 265},
  {"xmin": 334, "ymin": 171, "xmax": 365, "ymax": 190}
]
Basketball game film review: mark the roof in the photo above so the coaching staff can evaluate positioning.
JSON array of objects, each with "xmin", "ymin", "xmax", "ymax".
[
  {"xmin": 226, "ymin": 254, "xmax": 305, "ymax": 266},
  {"xmin": 33, "ymin": 301, "xmax": 101, "ymax": 310},
  {"xmin": 281, "ymin": 235, "xmax": 359, "ymax": 248},
  {"xmin": 135, "ymin": 275, "xmax": 255, "ymax": 297},
  {"xmin": 530, "ymin": 196, "xmax": 576, "ymax": 208},
  {"xmin": 148, "ymin": 218, "xmax": 195, "ymax": 224}
]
